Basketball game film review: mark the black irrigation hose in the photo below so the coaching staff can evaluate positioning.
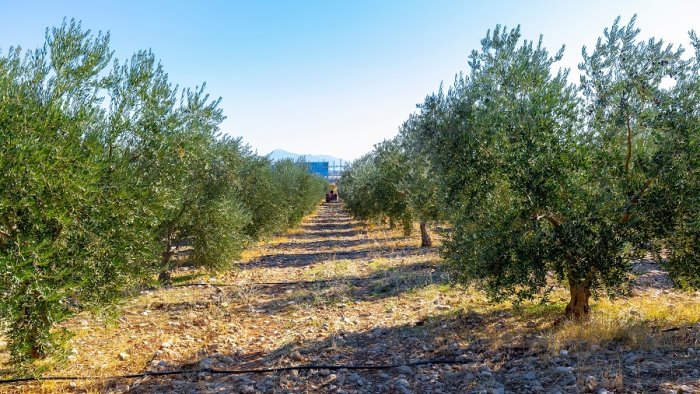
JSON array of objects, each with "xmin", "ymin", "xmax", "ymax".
[{"xmin": 0, "ymin": 358, "xmax": 470, "ymax": 384}]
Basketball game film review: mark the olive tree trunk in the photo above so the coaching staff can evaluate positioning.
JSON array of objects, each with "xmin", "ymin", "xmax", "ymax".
[
  {"xmin": 158, "ymin": 225, "xmax": 174, "ymax": 285},
  {"xmin": 419, "ymin": 221, "xmax": 432, "ymax": 247},
  {"xmin": 565, "ymin": 282, "xmax": 591, "ymax": 319},
  {"xmin": 402, "ymin": 216, "xmax": 412, "ymax": 236}
]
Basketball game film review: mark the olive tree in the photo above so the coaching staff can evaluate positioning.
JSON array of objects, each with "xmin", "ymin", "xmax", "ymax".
[
  {"xmin": 343, "ymin": 18, "xmax": 698, "ymax": 319},
  {"xmin": 372, "ymin": 140, "xmax": 414, "ymax": 235},
  {"xmin": 640, "ymin": 30, "xmax": 700, "ymax": 288},
  {"xmin": 421, "ymin": 25, "xmax": 598, "ymax": 317},
  {"xmin": 413, "ymin": 18, "xmax": 698, "ymax": 318},
  {"xmin": 576, "ymin": 16, "xmax": 694, "ymax": 295},
  {"xmin": 270, "ymin": 159, "xmax": 329, "ymax": 228},
  {"xmin": 106, "ymin": 48, "xmax": 253, "ymax": 282},
  {"xmin": 339, "ymin": 153, "xmax": 383, "ymax": 222},
  {"xmin": 341, "ymin": 141, "xmax": 414, "ymax": 236},
  {"xmin": 398, "ymin": 112, "xmax": 447, "ymax": 247},
  {"xmin": 0, "ymin": 20, "xmax": 140, "ymax": 360},
  {"xmin": 0, "ymin": 20, "xmax": 330, "ymax": 362}
]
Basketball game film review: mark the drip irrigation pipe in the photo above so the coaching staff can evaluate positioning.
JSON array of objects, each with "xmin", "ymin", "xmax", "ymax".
[{"xmin": 0, "ymin": 358, "xmax": 470, "ymax": 384}]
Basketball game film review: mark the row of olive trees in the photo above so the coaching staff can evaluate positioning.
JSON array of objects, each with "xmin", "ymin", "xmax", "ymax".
[
  {"xmin": 339, "ymin": 136, "xmax": 442, "ymax": 247},
  {"xmin": 0, "ymin": 20, "xmax": 327, "ymax": 362},
  {"xmin": 341, "ymin": 16, "xmax": 700, "ymax": 319}
]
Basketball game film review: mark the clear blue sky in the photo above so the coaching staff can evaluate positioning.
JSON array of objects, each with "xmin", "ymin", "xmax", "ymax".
[{"xmin": 1, "ymin": 1, "xmax": 698, "ymax": 160}]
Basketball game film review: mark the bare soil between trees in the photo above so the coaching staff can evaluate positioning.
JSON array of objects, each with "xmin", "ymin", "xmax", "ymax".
[{"xmin": 1, "ymin": 203, "xmax": 699, "ymax": 393}]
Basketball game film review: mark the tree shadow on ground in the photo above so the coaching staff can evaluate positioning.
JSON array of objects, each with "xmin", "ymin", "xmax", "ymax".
[
  {"xmin": 93, "ymin": 204, "xmax": 700, "ymax": 393},
  {"xmin": 240, "ymin": 246, "xmax": 436, "ymax": 270},
  {"xmin": 288, "ymin": 227, "xmax": 364, "ymax": 240},
  {"xmin": 270, "ymin": 238, "xmax": 370, "ymax": 251},
  {"xmin": 294, "ymin": 231, "xmax": 406, "ymax": 243},
  {"xmin": 118, "ymin": 306, "xmax": 700, "ymax": 394},
  {"xmin": 247, "ymin": 258, "xmax": 449, "ymax": 314},
  {"xmin": 141, "ymin": 299, "xmax": 221, "ymax": 314},
  {"xmin": 299, "ymin": 222, "xmax": 357, "ymax": 232},
  {"xmin": 630, "ymin": 259, "xmax": 676, "ymax": 292}
]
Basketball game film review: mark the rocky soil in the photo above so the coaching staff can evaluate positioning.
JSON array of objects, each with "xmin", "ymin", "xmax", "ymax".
[{"xmin": 1, "ymin": 203, "xmax": 698, "ymax": 393}]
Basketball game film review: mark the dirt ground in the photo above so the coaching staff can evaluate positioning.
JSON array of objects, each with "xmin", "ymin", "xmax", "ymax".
[{"xmin": 1, "ymin": 203, "xmax": 699, "ymax": 393}]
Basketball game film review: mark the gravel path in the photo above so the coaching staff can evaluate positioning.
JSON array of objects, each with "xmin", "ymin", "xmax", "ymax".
[
  {"xmin": 123, "ymin": 204, "xmax": 699, "ymax": 394},
  {"xmin": 4, "ymin": 203, "xmax": 698, "ymax": 393}
]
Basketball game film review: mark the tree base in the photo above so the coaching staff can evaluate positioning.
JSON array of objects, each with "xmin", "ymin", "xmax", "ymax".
[
  {"xmin": 420, "ymin": 221, "xmax": 432, "ymax": 247},
  {"xmin": 565, "ymin": 284, "xmax": 591, "ymax": 319},
  {"xmin": 158, "ymin": 271, "xmax": 172, "ymax": 286}
]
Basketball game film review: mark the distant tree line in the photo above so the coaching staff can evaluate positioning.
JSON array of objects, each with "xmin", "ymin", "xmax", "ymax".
[
  {"xmin": 0, "ymin": 19, "xmax": 327, "ymax": 362},
  {"xmin": 340, "ymin": 16, "xmax": 700, "ymax": 319}
]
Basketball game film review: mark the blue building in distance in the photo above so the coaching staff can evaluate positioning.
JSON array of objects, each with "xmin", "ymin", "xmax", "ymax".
[
  {"xmin": 306, "ymin": 161, "xmax": 347, "ymax": 181},
  {"xmin": 307, "ymin": 161, "xmax": 330, "ymax": 179}
]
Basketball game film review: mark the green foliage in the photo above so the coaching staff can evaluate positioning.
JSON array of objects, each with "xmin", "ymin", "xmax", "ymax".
[
  {"xmin": 647, "ymin": 29, "xmax": 700, "ymax": 289},
  {"xmin": 576, "ymin": 16, "xmax": 700, "ymax": 293},
  {"xmin": 398, "ymin": 111, "xmax": 447, "ymax": 225},
  {"xmin": 235, "ymin": 156, "xmax": 327, "ymax": 240},
  {"xmin": 343, "ymin": 16, "xmax": 700, "ymax": 317},
  {"xmin": 419, "ymin": 25, "xmax": 593, "ymax": 304},
  {"xmin": 0, "ymin": 19, "xmax": 140, "ymax": 361},
  {"xmin": 341, "ymin": 140, "xmax": 415, "ymax": 234},
  {"xmin": 341, "ymin": 120, "xmax": 445, "ymax": 244},
  {"xmin": 175, "ymin": 137, "xmax": 252, "ymax": 270},
  {"xmin": 0, "ymin": 19, "xmax": 327, "ymax": 362},
  {"xmin": 237, "ymin": 155, "xmax": 286, "ymax": 239},
  {"xmin": 339, "ymin": 153, "xmax": 382, "ymax": 222},
  {"xmin": 274, "ymin": 159, "xmax": 329, "ymax": 227}
]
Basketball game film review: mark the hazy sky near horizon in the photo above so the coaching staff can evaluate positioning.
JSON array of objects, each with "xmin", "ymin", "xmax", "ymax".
[{"xmin": 2, "ymin": 1, "xmax": 699, "ymax": 160}]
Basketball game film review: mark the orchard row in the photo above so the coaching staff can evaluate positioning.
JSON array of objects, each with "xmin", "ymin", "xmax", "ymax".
[
  {"xmin": 341, "ymin": 16, "xmax": 700, "ymax": 320},
  {"xmin": 0, "ymin": 20, "xmax": 327, "ymax": 362}
]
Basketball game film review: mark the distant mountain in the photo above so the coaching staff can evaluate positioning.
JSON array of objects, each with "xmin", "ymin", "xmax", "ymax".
[{"xmin": 267, "ymin": 149, "xmax": 346, "ymax": 164}]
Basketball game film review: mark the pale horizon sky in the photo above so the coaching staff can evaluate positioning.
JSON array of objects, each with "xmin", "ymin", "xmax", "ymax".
[{"xmin": 2, "ymin": 1, "xmax": 699, "ymax": 161}]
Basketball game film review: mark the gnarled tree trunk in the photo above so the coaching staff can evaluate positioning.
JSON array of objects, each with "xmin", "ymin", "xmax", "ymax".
[
  {"xmin": 402, "ymin": 216, "xmax": 412, "ymax": 236},
  {"xmin": 419, "ymin": 221, "xmax": 432, "ymax": 247},
  {"xmin": 158, "ymin": 225, "xmax": 174, "ymax": 285},
  {"xmin": 18, "ymin": 288, "xmax": 51, "ymax": 359},
  {"xmin": 29, "ymin": 313, "xmax": 49, "ymax": 359},
  {"xmin": 565, "ymin": 282, "xmax": 591, "ymax": 319}
]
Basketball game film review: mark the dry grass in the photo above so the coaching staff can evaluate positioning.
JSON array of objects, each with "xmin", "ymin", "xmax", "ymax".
[
  {"xmin": 383, "ymin": 277, "xmax": 699, "ymax": 357},
  {"xmin": 239, "ymin": 235, "xmax": 290, "ymax": 261},
  {"xmin": 548, "ymin": 291, "xmax": 700, "ymax": 351},
  {"xmin": 303, "ymin": 259, "xmax": 359, "ymax": 281},
  {"xmin": 1, "ymin": 205, "xmax": 698, "ymax": 393}
]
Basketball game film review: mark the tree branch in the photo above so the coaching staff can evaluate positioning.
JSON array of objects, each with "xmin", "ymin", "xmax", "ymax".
[
  {"xmin": 620, "ymin": 178, "xmax": 654, "ymax": 224},
  {"xmin": 625, "ymin": 112, "xmax": 632, "ymax": 173},
  {"xmin": 534, "ymin": 212, "xmax": 562, "ymax": 227}
]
